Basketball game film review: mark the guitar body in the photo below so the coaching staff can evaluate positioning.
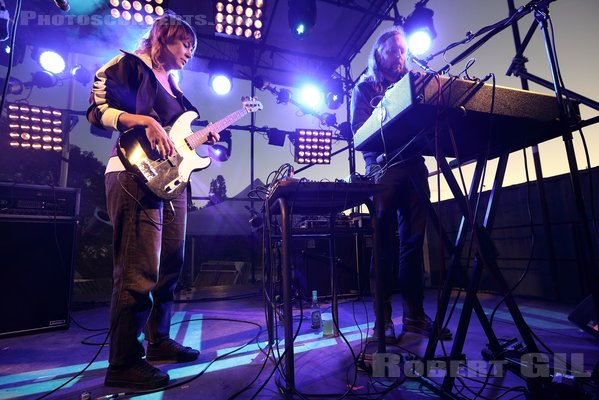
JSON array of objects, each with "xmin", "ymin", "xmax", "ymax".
[
  {"xmin": 117, "ymin": 111, "xmax": 211, "ymax": 200},
  {"xmin": 116, "ymin": 98, "xmax": 262, "ymax": 200}
]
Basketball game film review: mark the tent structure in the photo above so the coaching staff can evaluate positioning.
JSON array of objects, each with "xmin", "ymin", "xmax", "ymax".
[{"xmin": 186, "ymin": 178, "xmax": 265, "ymax": 236}]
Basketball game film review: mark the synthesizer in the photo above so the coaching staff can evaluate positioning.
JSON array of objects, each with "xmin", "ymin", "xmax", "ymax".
[{"xmin": 353, "ymin": 71, "xmax": 579, "ymax": 160}]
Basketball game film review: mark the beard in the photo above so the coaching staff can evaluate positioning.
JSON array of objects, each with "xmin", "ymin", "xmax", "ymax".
[{"xmin": 381, "ymin": 61, "xmax": 407, "ymax": 82}]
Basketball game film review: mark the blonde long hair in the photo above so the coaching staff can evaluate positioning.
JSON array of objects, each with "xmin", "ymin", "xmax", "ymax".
[{"xmin": 136, "ymin": 14, "xmax": 197, "ymax": 71}]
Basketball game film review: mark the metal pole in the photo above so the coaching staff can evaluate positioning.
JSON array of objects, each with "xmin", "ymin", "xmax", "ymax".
[
  {"xmin": 345, "ymin": 63, "xmax": 356, "ymax": 176},
  {"xmin": 535, "ymin": 3, "xmax": 599, "ymax": 327},
  {"xmin": 507, "ymin": 0, "xmax": 561, "ymax": 300},
  {"xmin": 59, "ymin": 53, "xmax": 78, "ymax": 187}
]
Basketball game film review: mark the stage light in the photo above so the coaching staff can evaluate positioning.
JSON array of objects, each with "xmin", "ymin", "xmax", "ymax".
[
  {"xmin": 6, "ymin": 102, "xmax": 65, "ymax": 151},
  {"xmin": 408, "ymin": 30, "xmax": 432, "ymax": 56},
  {"xmin": 214, "ymin": 0, "xmax": 265, "ymax": 40},
  {"xmin": 402, "ymin": 1, "xmax": 436, "ymax": 55},
  {"xmin": 38, "ymin": 51, "xmax": 65, "ymax": 74},
  {"xmin": 266, "ymin": 128, "xmax": 286, "ymax": 147},
  {"xmin": 30, "ymin": 71, "xmax": 58, "ymax": 88},
  {"xmin": 208, "ymin": 129, "xmax": 232, "ymax": 161},
  {"xmin": 70, "ymin": 65, "xmax": 91, "ymax": 85},
  {"xmin": 109, "ymin": 0, "xmax": 165, "ymax": 24},
  {"xmin": 210, "ymin": 74, "xmax": 232, "ymax": 95},
  {"xmin": 208, "ymin": 144, "xmax": 230, "ymax": 161},
  {"xmin": 293, "ymin": 129, "xmax": 332, "ymax": 165},
  {"xmin": 209, "ymin": 60, "xmax": 233, "ymax": 95},
  {"xmin": 1, "ymin": 77, "xmax": 25, "ymax": 95},
  {"xmin": 253, "ymin": 75, "xmax": 270, "ymax": 91},
  {"xmin": 321, "ymin": 112, "xmax": 337, "ymax": 127},
  {"xmin": 325, "ymin": 78, "xmax": 344, "ymax": 110},
  {"xmin": 298, "ymin": 83, "xmax": 324, "ymax": 110},
  {"xmin": 288, "ymin": 0, "xmax": 316, "ymax": 39}
]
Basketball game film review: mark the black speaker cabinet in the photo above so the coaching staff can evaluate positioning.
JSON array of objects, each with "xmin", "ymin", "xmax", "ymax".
[
  {"xmin": 568, "ymin": 295, "xmax": 599, "ymax": 340},
  {"xmin": 0, "ymin": 217, "xmax": 78, "ymax": 337},
  {"xmin": 292, "ymin": 234, "xmax": 372, "ymax": 297}
]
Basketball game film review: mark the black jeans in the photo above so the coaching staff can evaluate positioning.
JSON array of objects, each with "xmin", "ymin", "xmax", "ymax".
[
  {"xmin": 105, "ymin": 171, "xmax": 187, "ymax": 367},
  {"xmin": 368, "ymin": 158, "xmax": 430, "ymax": 323}
]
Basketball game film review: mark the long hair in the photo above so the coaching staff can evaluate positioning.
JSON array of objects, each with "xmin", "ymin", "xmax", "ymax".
[
  {"xmin": 136, "ymin": 14, "xmax": 197, "ymax": 71},
  {"xmin": 361, "ymin": 26, "xmax": 407, "ymax": 93}
]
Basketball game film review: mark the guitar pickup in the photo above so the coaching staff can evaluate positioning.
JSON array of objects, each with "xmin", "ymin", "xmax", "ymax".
[{"xmin": 137, "ymin": 160, "xmax": 158, "ymax": 181}]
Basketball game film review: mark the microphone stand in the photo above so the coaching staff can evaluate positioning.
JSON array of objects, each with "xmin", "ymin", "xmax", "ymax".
[{"xmin": 530, "ymin": 1, "xmax": 599, "ymax": 337}]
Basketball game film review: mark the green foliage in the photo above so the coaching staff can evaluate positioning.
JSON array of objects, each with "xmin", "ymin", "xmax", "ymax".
[
  {"xmin": 205, "ymin": 174, "xmax": 228, "ymax": 208},
  {"xmin": 0, "ymin": 143, "xmax": 113, "ymax": 279}
]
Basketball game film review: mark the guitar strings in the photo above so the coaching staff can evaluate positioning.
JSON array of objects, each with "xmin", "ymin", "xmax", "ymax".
[{"xmin": 145, "ymin": 108, "xmax": 249, "ymax": 169}]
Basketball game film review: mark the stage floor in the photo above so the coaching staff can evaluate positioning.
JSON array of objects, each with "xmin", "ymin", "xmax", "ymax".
[{"xmin": 1, "ymin": 285, "xmax": 597, "ymax": 400}]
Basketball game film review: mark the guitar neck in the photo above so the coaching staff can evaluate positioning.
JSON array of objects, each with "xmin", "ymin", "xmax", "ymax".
[{"xmin": 186, "ymin": 108, "xmax": 248, "ymax": 150}]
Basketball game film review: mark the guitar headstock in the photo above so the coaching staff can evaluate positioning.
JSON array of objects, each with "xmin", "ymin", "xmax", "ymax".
[{"xmin": 241, "ymin": 96, "xmax": 264, "ymax": 113}]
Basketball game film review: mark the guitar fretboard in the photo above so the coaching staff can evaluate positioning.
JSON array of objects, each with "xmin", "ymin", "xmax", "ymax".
[{"xmin": 186, "ymin": 108, "xmax": 248, "ymax": 149}]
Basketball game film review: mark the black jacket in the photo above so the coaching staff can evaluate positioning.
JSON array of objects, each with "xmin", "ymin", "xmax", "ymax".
[
  {"xmin": 350, "ymin": 77, "xmax": 424, "ymax": 169},
  {"xmin": 350, "ymin": 79, "xmax": 384, "ymax": 168},
  {"xmin": 87, "ymin": 50, "xmax": 198, "ymax": 139}
]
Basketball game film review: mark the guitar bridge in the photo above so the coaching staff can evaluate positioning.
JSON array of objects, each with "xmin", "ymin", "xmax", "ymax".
[{"xmin": 137, "ymin": 160, "xmax": 158, "ymax": 181}]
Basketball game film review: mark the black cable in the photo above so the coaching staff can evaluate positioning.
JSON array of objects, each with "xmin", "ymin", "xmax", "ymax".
[
  {"xmin": 249, "ymin": 181, "xmax": 306, "ymax": 399},
  {"xmin": 35, "ymin": 317, "xmax": 111, "ymax": 400},
  {"xmin": 248, "ymin": 292, "xmax": 304, "ymax": 400},
  {"xmin": 226, "ymin": 325, "xmax": 275, "ymax": 398},
  {"xmin": 578, "ymin": 128, "xmax": 599, "ymax": 239},
  {"xmin": 36, "ymin": 180, "xmax": 183, "ymax": 399},
  {"xmin": 488, "ymin": 146, "xmax": 534, "ymax": 329},
  {"xmin": 105, "ymin": 317, "xmax": 263, "ymax": 399},
  {"xmin": 116, "ymin": 171, "xmax": 176, "ymax": 226},
  {"xmin": 79, "ymin": 331, "xmax": 111, "ymax": 346},
  {"xmin": 454, "ymin": 376, "xmax": 496, "ymax": 400},
  {"xmin": 35, "ymin": 187, "xmax": 117, "ymax": 399},
  {"xmin": 277, "ymin": 294, "xmax": 360, "ymax": 400},
  {"xmin": 69, "ymin": 314, "xmax": 110, "ymax": 332},
  {"xmin": 0, "ymin": 0, "xmax": 21, "ymax": 115}
]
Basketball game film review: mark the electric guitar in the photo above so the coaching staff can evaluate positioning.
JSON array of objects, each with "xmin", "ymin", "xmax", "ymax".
[{"xmin": 116, "ymin": 97, "xmax": 263, "ymax": 200}]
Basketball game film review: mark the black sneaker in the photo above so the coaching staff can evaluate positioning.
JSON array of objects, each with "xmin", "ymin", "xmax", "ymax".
[
  {"xmin": 146, "ymin": 339, "xmax": 200, "ymax": 363},
  {"xmin": 400, "ymin": 314, "xmax": 452, "ymax": 340},
  {"xmin": 371, "ymin": 321, "xmax": 397, "ymax": 344},
  {"xmin": 105, "ymin": 359, "xmax": 169, "ymax": 389}
]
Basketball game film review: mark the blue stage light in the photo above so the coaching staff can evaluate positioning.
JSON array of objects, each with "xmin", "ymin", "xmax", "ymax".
[
  {"xmin": 288, "ymin": 0, "xmax": 316, "ymax": 39},
  {"xmin": 38, "ymin": 51, "xmax": 65, "ymax": 74},
  {"xmin": 297, "ymin": 83, "xmax": 324, "ymax": 110},
  {"xmin": 408, "ymin": 30, "xmax": 433, "ymax": 56},
  {"xmin": 210, "ymin": 74, "xmax": 232, "ymax": 95},
  {"xmin": 402, "ymin": 1, "xmax": 436, "ymax": 56}
]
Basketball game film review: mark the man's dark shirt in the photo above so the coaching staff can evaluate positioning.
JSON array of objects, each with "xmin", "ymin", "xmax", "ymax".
[
  {"xmin": 350, "ymin": 78, "xmax": 386, "ymax": 168},
  {"xmin": 350, "ymin": 74, "xmax": 423, "ymax": 170}
]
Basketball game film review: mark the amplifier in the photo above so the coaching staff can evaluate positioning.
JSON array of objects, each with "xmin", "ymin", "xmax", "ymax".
[
  {"xmin": 0, "ymin": 182, "xmax": 80, "ymax": 219},
  {"xmin": 297, "ymin": 218, "xmax": 353, "ymax": 230}
]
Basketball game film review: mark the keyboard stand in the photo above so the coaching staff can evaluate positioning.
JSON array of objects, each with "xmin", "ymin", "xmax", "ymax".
[
  {"xmin": 423, "ymin": 144, "xmax": 547, "ymax": 395},
  {"xmin": 266, "ymin": 180, "xmax": 384, "ymax": 390}
]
